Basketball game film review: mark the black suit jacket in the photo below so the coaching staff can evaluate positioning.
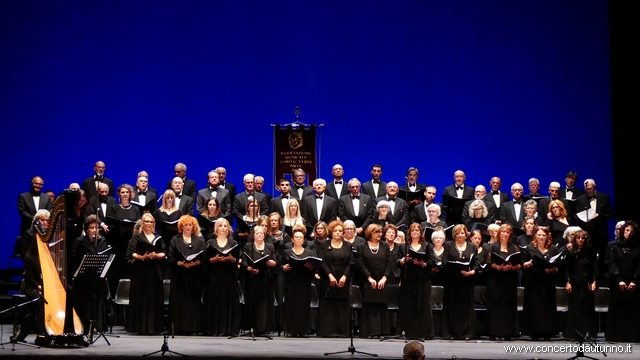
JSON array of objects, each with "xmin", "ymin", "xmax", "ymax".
[
  {"xmin": 575, "ymin": 192, "xmax": 614, "ymax": 247},
  {"xmin": 257, "ymin": 190, "xmax": 272, "ymax": 203},
  {"xmin": 487, "ymin": 190, "xmax": 510, "ymax": 208},
  {"xmin": 375, "ymin": 196, "xmax": 409, "ymax": 228},
  {"xmin": 290, "ymin": 184, "xmax": 314, "ymax": 201},
  {"xmin": 196, "ymin": 187, "xmax": 231, "ymax": 217},
  {"xmin": 219, "ymin": 181, "xmax": 237, "ymax": 203},
  {"xmin": 82, "ymin": 176, "xmax": 115, "ymax": 199},
  {"xmin": 559, "ymin": 187, "xmax": 585, "ymax": 200},
  {"xmin": 538, "ymin": 197, "xmax": 569, "ymax": 224},
  {"xmin": 89, "ymin": 195, "xmax": 117, "ymax": 223},
  {"xmin": 176, "ymin": 194, "xmax": 195, "ymax": 217},
  {"xmin": 303, "ymin": 194, "xmax": 338, "ymax": 226},
  {"xmin": 166, "ymin": 177, "xmax": 197, "ymax": 199},
  {"xmin": 500, "ymin": 200, "xmax": 527, "ymax": 228},
  {"xmin": 443, "ymin": 184, "xmax": 475, "ymax": 200},
  {"xmin": 411, "ymin": 202, "xmax": 444, "ymax": 224},
  {"xmin": 462, "ymin": 198, "xmax": 497, "ymax": 223},
  {"xmin": 325, "ymin": 180, "xmax": 350, "ymax": 200},
  {"xmin": 132, "ymin": 189, "xmax": 158, "ymax": 214},
  {"xmin": 361, "ymin": 179, "xmax": 387, "ymax": 200},
  {"xmin": 338, "ymin": 193, "xmax": 374, "ymax": 229},
  {"xmin": 270, "ymin": 194, "xmax": 308, "ymax": 221},
  {"xmin": 232, "ymin": 191, "xmax": 269, "ymax": 218},
  {"xmin": 17, "ymin": 191, "xmax": 54, "ymax": 234}
]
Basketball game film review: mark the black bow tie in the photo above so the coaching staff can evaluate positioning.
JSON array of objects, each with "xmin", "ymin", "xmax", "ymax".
[
  {"xmin": 566, "ymin": 187, "xmax": 574, "ymax": 191},
  {"xmin": 315, "ymin": 195, "xmax": 323, "ymax": 200},
  {"xmin": 176, "ymin": 194, "xmax": 183, "ymax": 199},
  {"xmin": 513, "ymin": 200, "xmax": 521, "ymax": 205},
  {"xmin": 409, "ymin": 184, "xmax": 416, "ymax": 187},
  {"xmin": 588, "ymin": 195, "xmax": 596, "ymax": 200},
  {"xmin": 456, "ymin": 186, "xmax": 463, "ymax": 191},
  {"xmin": 351, "ymin": 195, "xmax": 360, "ymax": 200},
  {"xmin": 219, "ymin": 181, "xmax": 225, "ymax": 186},
  {"xmin": 99, "ymin": 198, "xmax": 107, "ymax": 204},
  {"xmin": 334, "ymin": 181, "xmax": 342, "ymax": 185},
  {"xmin": 492, "ymin": 191, "xmax": 500, "ymax": 195},
  {"xmin": 373, "ymin": 180, "xmax": 380, "ymax": 184},
  {"xmin": 139, "ymin": 191, "xmax": 147, "ymax": 196},
  {"xmin": 281, "ymin": 194, "xmax": 290, "ymax": 199},
  {"xmin": 209, "ymin": 186, "xmax": 218, "ymax": 192},
  {"xmin": 387, "ymin": 197, "xmax": 395, "ymax": 201},
  {"xmin": 32, "ymin": 191, "xmax": 41, "ymax": 196},
  {"xmin": 296, "ymin": 185, "xmax": 305, "ymax": 189},
  {"xmin": 95, "ymin": 175, "xmax": 104, "ymax": 181}
]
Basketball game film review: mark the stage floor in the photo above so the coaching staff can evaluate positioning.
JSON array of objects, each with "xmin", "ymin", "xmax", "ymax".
[{"xmin": 0, "ymin": 327, "xmax": 636, "ymax": 360}]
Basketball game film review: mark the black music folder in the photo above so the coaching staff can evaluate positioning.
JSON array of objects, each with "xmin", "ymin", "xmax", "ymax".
[
  {"xmin": 135, "ymin": 236, "xmax": 163, "ymax": 254},
  {"xmin": 174, "ymin": 247, "xmax": 205, "ymax": 262},
  {"xmin": 423, "ymin": 224, "xmax": 455, "ymax": 241},
  {"xmin": 398, "ymin": 189, "xmax": 426, "ymax": 204},
  {"xmin": 447, "ymin": 255, "xmax": 474, "ymax": 272},
  {"xmin": 106, "ymin": 217, "xmax": 136, "ymax": 234},
  {"xmin": 325, "ymin": 285, "xmax": 349, "ymax": 300},
  {"xmin": 243, "ymin": 252, "xmax": 270, "ymax": 270},
  {"xmin": 491, "ymin": 251, "xmax": 521, "ymax": 266},
  {"xmin": 288, "ymin": 256, "xmax": 323, "ymax": 272},
  {"xmin": 531, "ymin": 251, "xmax": 564, "ymax": 270},
  {"xmin": 235, "ymin": 216, "xmax": 257, "ymax": 234},
  {"xmin": 198, "ymin": 216, "xmax": 219, "ymax": 229},
  {"xmin": 408, "ymin": 248, "xmax": 430, "ymax": 262},
  {"xmin": 130, "ymin": 199, "xmax": 155, "ymax": 213},
  {"xmin": 442, "ymin": 194, "xmax": 469, "ymax": 211},
  {"xmin": 364, "ymin": 285, "xmax": 389, "ymax": 304},
  {"xmin": 206, "ymin": 243, "xmax": 239, "ymax": 257}
]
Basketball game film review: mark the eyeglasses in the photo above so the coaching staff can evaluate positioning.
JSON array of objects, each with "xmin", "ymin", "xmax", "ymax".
[{"xmin": 143, "ymin": 220, "xmax": 154, "ymax": 224}]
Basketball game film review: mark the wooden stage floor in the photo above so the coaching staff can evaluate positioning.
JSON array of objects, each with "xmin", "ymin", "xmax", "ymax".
[{"xmin": 0, "ymin": 327, "xmax": 636, "ymax": 360}]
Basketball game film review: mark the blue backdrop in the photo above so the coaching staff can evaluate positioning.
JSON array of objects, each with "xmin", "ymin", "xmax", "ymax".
[{"xmin": 0, "ymin": 0, "xmax": 612, "ymax": 266}]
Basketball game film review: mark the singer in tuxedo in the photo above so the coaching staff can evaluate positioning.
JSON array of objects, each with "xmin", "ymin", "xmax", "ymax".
[
  {"xmin": 170, "ymin": 177, "xmax": 195, "ymax": 217},
  {"xmin": 232, "ymin": 174, "xmax": 269, "ymax": 219},
  {"xmin": 90, "ymin": 183, "xmax": 117, "ymax": 234},
  {"xmin": 271, "ymin": 179, "xmax": 300, "ymax": 219},
  {"xmin": 82, "ymin": 161, "xmax": 115, "ymax": 199},
  {"xmin": 524, "ymin": 178, "xmax": 543, "ymax": 199},
  {"xmin": 559, "ymin": 171, "xmax": 585, "ymax": 200},
  {"xmin": 488, "ymin": 177, "xmax": 510, "ymax": 209},
  {"xmin": 18, "ymin": 176, "xmax": 54, "ymax": 235},
  {"xmin": 361, "ymin": 164, "xmax": 387, "ymax": 200},
  {"xmin": 72, "ymin": 215, "xmax": 110, "ymax": 334},
  {"xmin": 376, "ymin": 182, "xmax": 409, "ymax": 229},
  {"xmin": 196, "ymin": 171, "xmax": 231, "ymax": 218},
  {"xmin": 290, "ymin": 168, "xmax": 314, "ymax": 200},
  {"xmin": 166, "ymin": 163, "xmax": 197, "ymax": 199},
  {"xmin": 216, "ymin": 167, "xmax": 237, "ymax": 204},
  {"xmin": 338, "ymin": 178, "xmax": 374, "ymax": 235},
  {"xmin": 303, "ymin": 178, "xmax": 338, "ymax": 227},
  {"xmin": 132, "ymin": 175, "xmax": 158, "ymax": 214},
  {"xmin": 538, "ymin": 182, "xmax": 569, "ymax": 225},
  {"xmin": 500, "ymin": 183, "xmax": 526, "ymax": 228},
  {"xmin": 399, "ymin": 167, "xmax": 427, "ymax": 209},
  {"xmin": 576, "ymin": 179, "xmax": 614, "ymax": 277},
  {"xmin": 254, "ymin": 176, "xmax": 272, "ymax": 203},
  {"xmin": 411, "ymin": 186, "xmax": 443, "ymax": 224},
  {"xmin": 325, "ymin": 164, "xmax": 350, "ymax": 200},
  {"xmin": 443, "ymin": 170, "xmax": 475, "ymax": 224}
]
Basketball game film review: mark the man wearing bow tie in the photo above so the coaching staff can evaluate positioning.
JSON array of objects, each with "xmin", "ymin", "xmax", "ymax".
[
  {"xmin": 325, "ymin": 164, "xmax": 350, "ymax": 200},
  {"xmin": 303, "ymin": 178, "xmax": 338, "ymax": 226},
  {"xmin": 525, "ymin": 178, "xmax": 544, "ymax": 199},
  {"xmin": 443, "ymin": 170, "xmax": 474, "ymax": 225},
  {"xmin": 166, "ymin": 163, "xmax": 197, "ymax": 199},
  {"xmin": 17, "ymin": 176, "xmax": 54, "ymax": 235},
  {"xmin": 500, "ymin": 183, "xmax": 526, "ymax": 228},
  {"xmin": 290, "ymin": 168, "xmax": 314, "ymax": 200},
  {"xmin": 399, "ymin": 167, "xmax": 427, "ymax": 210},
  {"xmin": 254, "ymin": 176, "xmax": 272, "ymax": 203},
  {"xmin": 132, "ymin": 175, "xmax": 158, "ymax": 214},
  {"xmin": 375, "ymin": 181, "xmax": 409, "ymax": 228},
  {"xmin": 196, "ymin": 171, "xmax": 230, "ymax": 217},
  {"xmin": 82, "ymin": 161, "xmax": 115, "ymax": 199},
  {"xmin": 489, "ymin": 177, "xmax": 510, "ymax": 208},
  {"xmin": 576, "ymin": 179, "xmax": 613, "ymax": 277},
  {"xmin": 232, "ymin": 173, "xmax": 269, "ymax": 219},
  {"xmin": 461, "ymin": 185, "xmax": 497, "ymax": 223},
  {"xmin": 171, "ymin": 177, "xmax": 195, "ymax": 217},
  {"xmin": 538, "ymin": 182, "xmax": 569, "ymax": 224},
  {"xmin": 215, "ymin": 167, "xmax": 237, "ymax": 204},
  {"xmin": 137, "ymin": 170, "xmax": 158, "ymax": 195},
  {"xmin": 559, "ymin": 171, "xmax": 585, "ymax": 200},
  {"xmin": 338, "ymin": 178, "xmax": 374, "ymax": 234},
  {"xmin": 362, "ymin": 164, "xmax": 387, "ymax": 199},
  {"xmin": 89, "ymin": 183, "xmax": 116, "ymax": 233},
  {"xmin": 270, "ymin": 178, "xmax": 293, "ymax": 218}
]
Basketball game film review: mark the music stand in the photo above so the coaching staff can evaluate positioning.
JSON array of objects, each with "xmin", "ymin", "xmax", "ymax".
[
  {"xmin": 74, "ymin": 253, "xmax": 115, "ymax": 346},
  {"xmin": 0, "ymin": 296, "xmax": 42, "ymax": 350}
]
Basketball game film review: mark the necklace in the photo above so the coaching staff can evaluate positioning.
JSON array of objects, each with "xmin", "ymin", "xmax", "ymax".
[
  {"xmin": 120, "ymin": 203, "xmax": 132, "ymax": 209},
  {"xmin": 369, "ymin": 242, "xmax": 379, "ymax": 254}
]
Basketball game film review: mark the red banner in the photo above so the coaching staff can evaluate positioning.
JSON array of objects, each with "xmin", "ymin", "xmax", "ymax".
[{"xmin": 274, "ymin": 125, "xmax": 317, "ymax": 184}]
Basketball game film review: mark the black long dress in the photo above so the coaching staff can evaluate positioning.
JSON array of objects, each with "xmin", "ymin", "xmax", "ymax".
[
  {"xmin": 387, "ymin": 242, "xmax": 401, "ymax": 332},
  {"xmin": 153, "ymin": 209, "xmax": 182, "ymax": 248},
  {"xmin": 564, "ymin": 247, "xmax": 597, "ymax": 339},
  {"xmin": 72, "ymin": 234, "xmax": 110, "ymax": 334},
  {"xmin": 267, "ymin": 230, "xmax": 290, "ymax": 334},
  {"xmin": 281, "ymin": 247, "xmax": 316, "ymax": 336},
  {"xmin": 202, "ymin": 237, "xmax": 241, "ymax": 336},
  {"xmin": 549, "ymin": 218, "xmax": 572, "ymax": 248},
  {"xmin": 355, "ymin": 241, "xmax": 393, "ymax": 338},
  {"xmin": 604, "ymin": 239, "xmax": 640, "ymax": 342},
  {"xmin": 486, "ymin": 242, "xmax": 520, "ymax": 338},
  {"xmin": 19, "ymin": 253, "xmax": 44, "ymax": 340},
  {"xmin": 241, "ymin": 241, "xmax": 277, "ymax": 333},
  {"xmin": 474, "ymin": 244, "xmax": 490, "ymax": 336},
  {"xmin": 125, "ymin": 232, "xmax": 165, "ymax": 335},
  {"xmin": 167, "ymin": 234, "xmax": 206, "ymax": 334},
  {"xmin": 396, "ymin": 242, "xmax": 434, "ymax": 339},
  {"xmin": 317, "ymin": 240, "xmax": 353, "ymax": 337},
  {"xmin": 441, "ymin": 240, "xmax": 479, "ymax": 339},
  {"xmin": 521, "ymin": 244, "xmax": 559, "ymax": 339},
  {"xmin": 107, "ymin": 204, "xmax": 140, "ymax": 293}
]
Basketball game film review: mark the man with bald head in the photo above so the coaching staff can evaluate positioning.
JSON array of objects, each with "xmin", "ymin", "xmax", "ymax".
[
  {"xmin": 89, "ymin": 182, "xmax": 116, "ymax": 233},
  {"xmin": 325, "ymin": 164, "xmax": 350, "ymax": 200},
  {"xmin": 171, "ymin": 177, "xmax": 195, "ymax": 216},
  {"xmin": 82, "ymin": 161, "xmax": 115, "ymax": 198},
  {"xmin": 338, "ymin": 178, "xmax": 374, "ymax": 234},
  {"xmin": 137, "ymin": 170, "xmax": 158, "ymax": 195},
  {"xmin": 166, "ymin": 163, "xmax": 197, "ymax": 198},
  {"xmin": 489, "ymin": 176, "xmax": 510, "ymax": 208},
  {"xmin": 462, "ymin": 185, "xmax": 497, "ymax": 223},
  {"xmin": 443, "ymin": 170, "xmax": 474, "ymax": 224},
  {"xmin": 376, "ymin": 181, "xmax": 409, "ymax": 228},
  {"xmin": 500, "ymin": 183, "xmax": 526, "ymax": 228},
  {"xmin": 18, "ymin": 176, "xmax": 54, "ymax": 234},
  {"xmin": 254, "ymin": 175, "xmax": 272, "ymax": 203}
]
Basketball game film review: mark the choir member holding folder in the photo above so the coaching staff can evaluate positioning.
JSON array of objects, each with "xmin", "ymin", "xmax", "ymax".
[
  {"xmin": 317, "ymin": 220, "xmax": 353, "ymax": 337},
  {"xmin": 154, "ymin": 189, "xmax": 183, "ymax": 247},
  {"xmin": 397, "ymin": 223, "xmax": 435, "ymax": 339},
  {"xmin": 356, "ymin": 224, "xmax": 393, "ymax": 338},
  {"xmin": 198, "ymin": 197, "xmax": 223, "ymax": 238},
  {"xmin": 441, "ymin": 224, "xmax": 479, "ymax": 340},
  {"xmin": 125, "ymin": 213, "xmax": 165, "ymax": 335},
  {"xmin": 281, "ymin": 225, "xmax": 319, "ymax": 337},
  {"xmin": 107, "ymin": 184, "xmax": 141, "ymax": 293},
  {"xmin": 168, "ymin": 215, "xmax": 205, "ymax": 335},
  {"xmin": 202, "ymin": 218, "xmax": 240, "ymax": 336},
  {"xmin": 521, "ymin": 226, "xmax": 560, "ymax": 341},
  {"xmin": 564, "ymin": 230, "xmax": 597, "ymax": 340},
  {"xmin": 487, "ymin": 224, "xmax": 521, "ymax": 341}
]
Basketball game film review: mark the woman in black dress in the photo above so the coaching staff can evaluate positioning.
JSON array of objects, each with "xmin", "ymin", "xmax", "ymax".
[
  {"xmin": 441, "ymin": 224, "xmax": 479, "ymax": 340},
  {"xmin": 202, "ymin": 218, "xmax": 240, "ymax": 336},
  {"xmin": 465, "ymin": 200, "xmax": 491, "ymax": 230},
  {"xmin": 107, "ymin": 184, "xmax": 141, "ymax": 293},
  {"xmin": 312, "ymin": 221, "xmax": 329, "ymax": 247},
  {"xmin": 487, "ymin": 224, "xmax": 521, "ymax": 341},
  {"xmin": 236, "ymin": 199, "xmax": 260, "ymax": 247},
  {"xmin": 516, "ymin": 217, "xmax": 536, "ymax": 248},
  {"xmin": 242, "ymin": 224, "xmax": 277, "ymax": 334},
  {"xmin": 605, "ymin": 220, "xmax": 640, "ymax": 342},
  {"xmin": 72, "ymin": 215, "xmax": 110, "ymax": 334},
  {"xmin": 199, "ymin": 197, "xmax": 222, "ymax": 238},
  {"xmin": 168, "ymin": 215, "xmax": 205, "ymax": 335},
  {"xmin": 317, "ymin": 220, "xmax": 353, "ymax": 337},
  {"xmin": 521, "ymin": 226, "xmax": 559, "ymax": 341},
  {"xmin": 72, "ymin": 189, "xmax": 95, "ymax": 234},
  {"xmin": 564, "ymin": 230, "xmax": 597, "ymax": 340},
  {"xmin": 153, "ymin": 189, "xmax": 183, "ymax": 247},
  {"xmin": 523, "ymin": 200, "xmax": 546, "ymax": 227},
  {"xmin": 470, "ymin": 229, "xmax": 489, "ymax": 336},
  {"xmin": 281, "ymin": 224, "xmax": 316, "ymax": 337},
  {"xmin": 266, "ymin": 212, "xmax": 290, "ymax": 333},
  {"xmin": 548, "ymin": 200, "xmax": 573, "ymax": 248},
  {"xmin": 363, "ymin": 201, "xmax": 395, "ymax": 229},
  {"xmin": 397, "ymin": 222, "xmax": 435, "ymax": 339},
  {"xmin": 421, "ymin": 204, "xmax": 447, "ymax": 230},
  {"xmin": 125, "ymin": 213, "xmax": 165, "ymax": 335},
  {"xmin": 383, "ymin": 224, "xmax": 401, "ymax": 333},
  {"xmin": 356, "ymin": 224, "xmax": 393, "ymax": 338}
]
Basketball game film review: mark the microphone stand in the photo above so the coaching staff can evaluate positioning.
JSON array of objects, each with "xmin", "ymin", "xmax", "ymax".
[
  {"xmin": 380, "ymin": 243, "xmax": 412, "ymax": 342},
  {"xmin": 567, "ymin": 329, "xmax": 605, "ymax": 360},
  {"xmin": 0, "ymin": 297, "xmax": 42, "ymax": 350}
]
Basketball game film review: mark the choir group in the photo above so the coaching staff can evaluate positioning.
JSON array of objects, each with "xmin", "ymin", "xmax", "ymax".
[{"xmin": 14, "ymin": 161, "xmax": 640, "ymax": 344}]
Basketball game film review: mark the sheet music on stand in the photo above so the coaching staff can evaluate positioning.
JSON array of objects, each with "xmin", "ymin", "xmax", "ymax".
[{"xmin": 74, "ymin": 253, "xmax": 115, "ymax": 279}]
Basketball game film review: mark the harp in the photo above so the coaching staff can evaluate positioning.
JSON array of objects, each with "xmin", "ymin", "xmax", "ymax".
[{"xmin": 35, "ymin": 189, "xmax": 84, "ymax": 346}]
